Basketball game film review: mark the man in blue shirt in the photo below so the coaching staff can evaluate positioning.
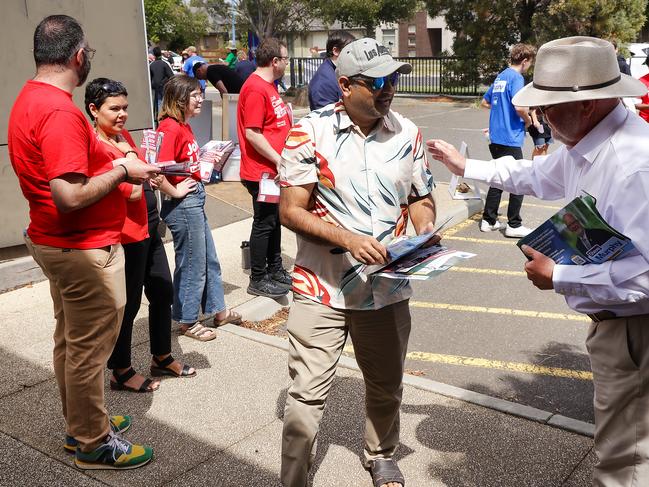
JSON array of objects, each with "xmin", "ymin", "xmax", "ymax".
[
  {"xmin": 307, "ymin": 31, "xmax": 355, "ymax": 110},
  {"xmin": 182, "ymin": 45, "xmax": 206, "ymax": 92},
  {"xmin": 481, "ymin": 44, "xmax": 536, "ymax": 238}
]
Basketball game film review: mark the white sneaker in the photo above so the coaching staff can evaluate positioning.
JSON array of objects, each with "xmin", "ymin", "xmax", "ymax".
[
  {"xmin": 479, "ymin": 220, "xmax": 503, "ymax": 232},
  {"xmin": 505, "ymin": 224, "xmax": 532, "ymax": 238}
]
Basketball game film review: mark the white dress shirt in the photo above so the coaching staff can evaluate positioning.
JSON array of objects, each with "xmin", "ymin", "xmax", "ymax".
[{"xmin": 465, "ymin": 103, "xmax": 649, "ymax": 315}]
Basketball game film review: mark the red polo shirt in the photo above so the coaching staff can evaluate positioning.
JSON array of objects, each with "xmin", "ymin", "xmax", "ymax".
[{"xmin": 7, "ymin": 80, "xmax": 125, "ymax": 249}]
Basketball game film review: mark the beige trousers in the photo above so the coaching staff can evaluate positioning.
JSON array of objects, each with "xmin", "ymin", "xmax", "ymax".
[
  {"xmin": 280, "ymin": 294, "xmax": 411, "ymax": 487},
  {"xmin": 586, "ymin": 315, "xmax": 649, "ymax": 486},
  {"xmin": 25, "ymin": 236, "xmax": 126, "ymax": 452}
]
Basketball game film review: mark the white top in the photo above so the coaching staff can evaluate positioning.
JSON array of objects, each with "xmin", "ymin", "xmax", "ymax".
[{"xmin": 465, "ymin": 103, "xmax": 649, "ymax": 315}]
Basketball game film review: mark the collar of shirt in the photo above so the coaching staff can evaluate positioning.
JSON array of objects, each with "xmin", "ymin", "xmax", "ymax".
[
  {"xmin": 333, "ymin": 103, "xmax": 398, "ymax": 135},
  {"xmin": 569, "ymin": 103, "xmax": 628, "ymax": 164}
]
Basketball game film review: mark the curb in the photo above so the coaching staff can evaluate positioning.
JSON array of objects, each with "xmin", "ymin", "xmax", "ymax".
[{"xmin": 220, "ymin": 322, "xmax": 594, "ymax": 439}]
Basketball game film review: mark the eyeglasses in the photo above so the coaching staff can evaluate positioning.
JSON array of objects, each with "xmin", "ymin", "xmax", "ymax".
[
  {"xmin": 351, "ymin": 72, "xmax": 401, "ymax": 92},
  {"xmin": 100, "ymin": 81, "xmax": 125, "ymax": 93},
  {"xmin": 83, "ymin": 46, "xmax": 96, "ymax": 60},
  {"xmin": 190, "ymin": 92, "xmax": 204, "ymax": 101},
  {"xmin": 276, "ymin": 55, "xmax": 290, "ymax": 62},
  {"xmin": 537, "ymin": 105, "xmax": 556, "ymax": 116}
]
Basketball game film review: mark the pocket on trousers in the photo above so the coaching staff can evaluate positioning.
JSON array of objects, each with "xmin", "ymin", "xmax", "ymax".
[{"xmin": 94, "ymin": 246, "xmax": 113, "ymax": 268}]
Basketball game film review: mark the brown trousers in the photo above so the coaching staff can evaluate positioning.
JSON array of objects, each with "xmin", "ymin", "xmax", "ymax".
[
  {"xmin": 25, "ymin": 236, "xmax": 126, "ymax": 452},
  {"xmin": 587, "ymin": 315, "xmax": 649, "ymax": 486},
  {"xmin": 280, "ymin": 294, "xmax": 411, "ymax": 487}
]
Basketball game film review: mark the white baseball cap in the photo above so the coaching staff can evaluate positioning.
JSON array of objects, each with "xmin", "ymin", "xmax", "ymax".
[{"xmin": 336, "ymin": 38, "xmax": 412, "ymax": 78}]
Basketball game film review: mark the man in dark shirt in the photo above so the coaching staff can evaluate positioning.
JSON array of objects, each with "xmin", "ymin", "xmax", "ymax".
[
  {"xmin": 307, "ymin": 30, "xmax": 355, "ymax": 110},
  {"xmin": 193, "ymin": 62, "xmax": 244, "ymax": 96},
  {"xmin": 149, "ymin": 46, "xmax": 174, "ymax": 119},
  {"xmin": 235, "ymin": 56, "xmax": 257, "ymax": 82}
]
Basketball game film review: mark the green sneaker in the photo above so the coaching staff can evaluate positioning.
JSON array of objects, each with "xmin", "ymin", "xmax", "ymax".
[
  {"xmin": 74, "ymin": 431, "xmax": 152, "ymax": 470},
  {"xmin": 64, "ymin": 415, "xmax": 132, "ymax": 454}
]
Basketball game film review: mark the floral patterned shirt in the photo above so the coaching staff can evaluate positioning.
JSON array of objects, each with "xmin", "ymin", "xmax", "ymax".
[{"xmin": 279, "ymin": 102, "xmax": 434, "ymax": 310}]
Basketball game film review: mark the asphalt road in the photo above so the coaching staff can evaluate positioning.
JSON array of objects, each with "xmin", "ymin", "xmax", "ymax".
[{"xmin": 206, "ymin": 95, "xmax": 595, "ymax": 424}]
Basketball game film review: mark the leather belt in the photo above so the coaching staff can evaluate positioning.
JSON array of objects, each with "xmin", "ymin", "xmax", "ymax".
[{"xmin": 587, "ymin": 310, "xmax": 649, "ymax": 322}]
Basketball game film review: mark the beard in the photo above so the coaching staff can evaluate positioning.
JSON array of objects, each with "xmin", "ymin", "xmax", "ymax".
[{"xmin": 76, "ymin": 55, "xmax": 91, "ymax": 87}]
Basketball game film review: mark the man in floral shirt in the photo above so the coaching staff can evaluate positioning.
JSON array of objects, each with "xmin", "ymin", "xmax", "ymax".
[{"xmin": 278, "ymin": 38, "xmax": 436, "ymax": 487}]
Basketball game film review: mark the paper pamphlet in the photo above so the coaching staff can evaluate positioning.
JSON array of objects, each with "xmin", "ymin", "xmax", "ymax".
[
  {"xmin": 448, "ymin": 142, "xmax": 481, "ymax": 200},
  {"xmin": 516, "ymin": 192, "xmax": 636, "ymax": 265},
  {"xmin": 373, "ymin": 245, "xmax": 475, "ymax": 280},
  {"xmin": 257, "ymin": 173, "xmax": 280, "ymax": 203}
]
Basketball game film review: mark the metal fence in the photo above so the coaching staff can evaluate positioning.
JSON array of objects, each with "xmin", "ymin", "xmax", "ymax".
[{"xmin": 289, "ymin": 56, "xmax": 481, "ymax": 96}]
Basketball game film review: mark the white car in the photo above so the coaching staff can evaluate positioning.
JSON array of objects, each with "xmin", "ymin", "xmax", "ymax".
[
  {"xmin": 627, "ymin": 43, "xmax": 649, "ymax": 79},
  {"xmin": 166, "ymin": 51, "xmax": 183, "ymax": 72}
]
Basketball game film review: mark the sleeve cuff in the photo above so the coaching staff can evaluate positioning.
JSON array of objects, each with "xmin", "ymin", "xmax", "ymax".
[
  {"xmin": 553, "ymin": 264, "xmax": 588, "ymax": 296},
  {"xmin": 464, "ymin": 159, "xmax": 495, "ymax": 182}
]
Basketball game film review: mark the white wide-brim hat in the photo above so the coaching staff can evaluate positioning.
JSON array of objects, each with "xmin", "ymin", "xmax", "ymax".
[{"xmin": 512, "ymin": 36, "xmax": 647, "ymax": 107}]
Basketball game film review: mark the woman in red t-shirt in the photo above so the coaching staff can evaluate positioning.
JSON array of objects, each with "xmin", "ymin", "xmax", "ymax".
[
  {"xmin": 156, "ymin": 75, "xmax": 241, "ymax": 341},
  {"xmin": 85, "ymin": 78, "xmax": 197, "ymax": 393}
]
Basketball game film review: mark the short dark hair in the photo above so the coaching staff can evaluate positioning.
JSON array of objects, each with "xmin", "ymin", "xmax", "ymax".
[
  {"xmin": 256, "ymin": 38, "xmax": 287, "ymax": 67},
  {"xmin": 510, "ymin": 43, "xmax": 536, "ymax": 65},
  {"xmin": 326, "ymin": 31, "xmax": 355, "ymax": 58},
  {"xmin": 84, "ymin": 78, "xmax": 128, "ymax": 117},
  {"xmin": 33, "ymin": 15, "xmax": 85, "ymax": 68},
  {"xmin": 152, "ymin": 46, "xmax": 162, "ymax": 58}
]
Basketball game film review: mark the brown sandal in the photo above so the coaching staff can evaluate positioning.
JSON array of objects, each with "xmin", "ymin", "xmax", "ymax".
[
  {"xmin": 213, "ymin": 309, "xmax": 242, "ymax": 327},
  {"xmin": 182, "ymin": 322, "xmax": 217, "ymax": 341}
]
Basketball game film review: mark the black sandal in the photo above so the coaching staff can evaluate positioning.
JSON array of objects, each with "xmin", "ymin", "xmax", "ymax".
[
  {"xmin": 110, "ymin": 367, "xmax": 157, "ymax": 393},
  {"xmin": 150, "ymin": 355, "xmax": 196, "ymax": 378},
  {"xmin": 368, "ymin": 458, "xmax": 405, "ymax": 487}
]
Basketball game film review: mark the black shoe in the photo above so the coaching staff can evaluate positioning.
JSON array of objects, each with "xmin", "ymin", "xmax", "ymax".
[
  {"xmin": 247, "ymin": 276, "xmax": 289, "ymax": 298},
  {"xmin": 269, "ymin": 268, "xmax": 292, "ymax": 287}
]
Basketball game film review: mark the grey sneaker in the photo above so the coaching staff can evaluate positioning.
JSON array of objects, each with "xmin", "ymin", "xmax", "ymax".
[
  {"xmin": 247, "ymin": 276, "xmax": 289, "ymax": 298},
  {"xmin": 269, "ymin": 268, "xmax": 292, "ymax": 287}
]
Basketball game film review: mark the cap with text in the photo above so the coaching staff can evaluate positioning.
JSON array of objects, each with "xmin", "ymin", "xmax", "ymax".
[{"xmin": 336, "ymin": 38, "xmax": 412, "ymax": 78}]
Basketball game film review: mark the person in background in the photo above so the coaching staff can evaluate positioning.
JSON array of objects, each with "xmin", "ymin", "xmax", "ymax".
[
  {"xmin": 528, "ymin": 107, "xmax": 553, "ymax": 157},
  {"xmin": 225, "ymin": 41, "xmax": 238, "ymax": 68},
  {"xmin": 635, "ymin": 57, "xmax": 649, "ymax": 122},
  {"xmin": 308, "ymin": 30, "xmax": 356, "ymax": 110},
  {"xmin": 157, "ymin": 75, "xmax": 242, "ymax": 341},
  {"xmin": 611, "ymin": 39, "xmax": 632, "ymax": 75},
  {"xmin": 235, "ymin": 50, "xmax": 257, "ymax": 82},
  {"xmin": 237, "ymin": 38, "xmax": 293, "ymax": 299},
  {"xmin": 84, "ymin": 77, "xmax": 197, "ymax": 395},
  {"xmin": 8, "ymin": 15, "xmax": 158, "ymax": 469},
  {"xmin": 480, "ymin": 43, "xmax": 536, "ymax": 238},
  {"xmin": 193, "ymin": 61, "xmax": 244, "ymax": 97},
  {"xmin": 182, "ymin": 46, "xmax": 206, "ymax": 92},
  {"xmin": 149, "ymin": 46, "xmax": 174, "ymax": 121}
]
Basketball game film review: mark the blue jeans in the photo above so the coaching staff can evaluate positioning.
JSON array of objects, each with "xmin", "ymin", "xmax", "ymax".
[{"xmin": 160, "ymin": 183, "xmax": 225, "ymax": 324}]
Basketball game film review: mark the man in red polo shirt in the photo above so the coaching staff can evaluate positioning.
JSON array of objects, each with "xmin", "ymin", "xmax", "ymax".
[
  {"xmin": 237, "ymin": 37, "xmax": 292, "ymax": 298},
  {"xmin": 8, "ymin": 15, "xmax": 159, "ymax": 470}
]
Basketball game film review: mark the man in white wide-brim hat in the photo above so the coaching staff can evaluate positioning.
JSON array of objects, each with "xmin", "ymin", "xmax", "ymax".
[{"xmin": 427, "ymin": 36, "xmax": 649, "ymax": 486}]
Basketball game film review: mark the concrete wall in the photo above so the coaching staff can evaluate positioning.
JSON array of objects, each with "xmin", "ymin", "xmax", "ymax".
[{"xmin": 0, "ymin": 0, "xmax": 153, "ymax": 248}]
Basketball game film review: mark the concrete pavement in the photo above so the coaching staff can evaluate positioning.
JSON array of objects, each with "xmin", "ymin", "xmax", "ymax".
[{"xmin": 0, "ymin": 178, "xmax": 598, "ymax": 486}]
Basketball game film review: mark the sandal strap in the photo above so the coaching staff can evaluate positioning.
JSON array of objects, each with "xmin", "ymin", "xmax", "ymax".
[
  {"xmin": 139, "ymin": 378, "xmax": 154, "ymax": 392},
  {"xmin": 181, "ymin": 363, "xmax": 192, "ymax": 376},
  {"xmin": 370, "ymin": 458, "xmax": 404, "ymax": 487},
  {"xmin": 113, "ymin": 367, "xmax": 136, "ymax": 384},
  {"xmin": 153, "ymin": 355, "xmax": 175, "ymax": 368}
]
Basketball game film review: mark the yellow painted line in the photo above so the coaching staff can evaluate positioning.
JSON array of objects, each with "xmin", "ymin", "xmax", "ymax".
[
  {"xmin": 522, "ymin": 202, "xmax": 562, "ymax": 210},
  {"xmin": 343, "ymin": 346, "xmax": 592, "ymax": 380},
  {"xmin": 449, "ymin": 267, "xmax": 525, "ymax": 277},
  {"xmin": 406, "ymin": 352, "xmax": 593, "ymax": 380},
  {"xmin": 442, "ymin": 215, "xmax": 479, "ymax": 237},
  {"xmin": 445, "ymin": 235, "xmax": 515, "ymax": 245},
  {"xmin": 410, "ymin": 301, "xmax": 589, "ymax": 322}
]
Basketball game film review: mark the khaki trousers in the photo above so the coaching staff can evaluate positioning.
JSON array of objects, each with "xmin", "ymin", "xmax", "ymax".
[
  {"xmin": 586, "ymin": 315, "xmax": 649, "ymax": 486},
  {"xmin": 280, "ymin": 294, "xmax": 411, "ymax": 487},
  {"xmin": 25, "ymin": 236, "xmax": 126, "ymax": 452}
]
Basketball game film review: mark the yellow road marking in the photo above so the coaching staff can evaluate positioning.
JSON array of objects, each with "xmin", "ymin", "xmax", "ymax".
[
  {"xmin": 409, "ymin": 301, "xmax": 589, "ymax": 322},
  {"xmin": 406, "ymin": 352, "xmax": 593, "ymax": 380},
  {"xmin": 449, "ymin": 267, "xmax": 525, "ymax": 277},
  {"xmin": 444, "ymin": 235, "xmax": 515, "ymax": 245},
  {"xmin": 343, "ymin": 346, "xmax": 592, "ymax": 380},
  {"xmin": 522, "ymin": 202, "xmax": 562, "ymax": 210}
]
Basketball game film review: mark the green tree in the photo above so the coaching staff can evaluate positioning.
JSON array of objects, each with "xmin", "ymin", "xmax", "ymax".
[
  {"xmin": 144, "ymin": 0, "xmax": 210, "ymax": 50},
  {"xmin": 426, "ymin": 0, "xmax": 648, "ymax": 84},
  {"xmin": 319, "ymin": 0, "xmax": 421, "ymax": 37}
]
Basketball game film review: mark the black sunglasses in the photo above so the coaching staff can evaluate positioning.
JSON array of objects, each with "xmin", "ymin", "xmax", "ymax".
[
  {"xmin": 350, "ymin": 72, "xmax": 400, "ymax": 91},
  {"xmin": 101, "ymin": 81, "xmax": 125, "ymax": 93}
]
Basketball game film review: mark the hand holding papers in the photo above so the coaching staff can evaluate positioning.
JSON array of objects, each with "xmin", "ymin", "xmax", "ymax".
[{"xmin": 257, "ymin": 172, "xmax": 280, "ymax": 203}]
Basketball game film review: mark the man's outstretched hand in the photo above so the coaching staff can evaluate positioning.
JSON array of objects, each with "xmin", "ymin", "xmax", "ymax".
[
  {"xmin": 521, "ymin": 245, "xmax": 554, "ymax": 290},
  {"xmin": 425, "ymin": 139, "xmax": 467, "ymax": 176}
]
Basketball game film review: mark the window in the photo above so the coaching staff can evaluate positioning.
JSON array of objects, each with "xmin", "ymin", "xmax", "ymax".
[
  {"xmin": 408, "ymin": 50, "xmax": 416, "ymax": 58},
  {"xmin": 408, "ymin": 24, "xmax": 416, "ymax": 34}
]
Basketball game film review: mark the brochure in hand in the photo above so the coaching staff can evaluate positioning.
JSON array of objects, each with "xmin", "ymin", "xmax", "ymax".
[
  {"xmin": 373, "ymin": 244, "xmax": 475, "ymax": 280},
  {"xmin": 516, "ymin": 193, "xmax": 635, "ymax": 265}
]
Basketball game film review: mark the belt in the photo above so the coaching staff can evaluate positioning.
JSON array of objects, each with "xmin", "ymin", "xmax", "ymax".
[{"xmin": 587, "ymin": 310, "xmax": 649, "ymax": 323}]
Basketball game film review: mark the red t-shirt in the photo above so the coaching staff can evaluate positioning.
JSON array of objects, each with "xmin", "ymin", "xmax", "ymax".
[
  {"xmin": 237, "ymin": 73, "xmax": 292, "ymax": 181},
  {"xmin": 638, "ymin": 74, "xmax": 649, "ymax": 123},
  {"xmin": 98, "ymin": 130, "xmax": 149, "ymax": 244},
  {"xmin": 157, "ymin": 117, "xmax": 201, "ymax": 186},
  {"xmin": 7, "ymin": 80, "xmax": 125, "ymax": 249}
]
